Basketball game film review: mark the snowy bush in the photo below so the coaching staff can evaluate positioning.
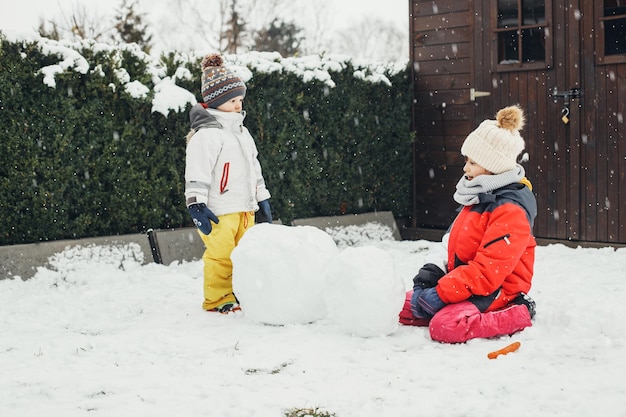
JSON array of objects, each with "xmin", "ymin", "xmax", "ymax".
[{"xmin": 0, "ymin": 35, "xmax": 412, "ymax": 245}]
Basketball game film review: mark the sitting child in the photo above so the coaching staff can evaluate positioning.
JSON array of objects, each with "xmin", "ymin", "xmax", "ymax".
[{"xmin": 399, "ymin": 105, "xmax": 537, "ymax": 343}]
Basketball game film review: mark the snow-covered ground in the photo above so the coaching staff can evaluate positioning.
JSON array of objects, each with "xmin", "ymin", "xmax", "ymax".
[{"xmin": 1, "ymin": 222, "xmax": 625, "ymax": 417}]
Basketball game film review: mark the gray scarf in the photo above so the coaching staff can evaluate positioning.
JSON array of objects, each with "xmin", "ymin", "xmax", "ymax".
[{"xmin": 453, "ymin": 165, "xmax": 525, "ymax": 206}]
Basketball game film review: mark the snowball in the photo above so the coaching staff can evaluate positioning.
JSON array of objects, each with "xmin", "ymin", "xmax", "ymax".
[
  {"xmin": 324, "ymin": 246, "xmax": 405, "ymax": 337},
  {"xmin": 231, "ymin": 223, "xmax": 339, "ymax": 325}
]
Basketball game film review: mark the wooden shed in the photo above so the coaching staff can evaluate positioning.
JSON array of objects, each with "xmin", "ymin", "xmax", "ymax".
[{"xmin": 409, "ymin": 0, "xmax": 626, "ymax": 245}]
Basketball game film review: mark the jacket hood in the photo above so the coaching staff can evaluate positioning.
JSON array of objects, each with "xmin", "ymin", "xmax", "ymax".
[
  {"xmin": 487, "ymin": 183, "xmax": 538, "ymax": 226},
  {"xmin": 189, "ymin": 103, "xmax": 222, "ymax": 130}
]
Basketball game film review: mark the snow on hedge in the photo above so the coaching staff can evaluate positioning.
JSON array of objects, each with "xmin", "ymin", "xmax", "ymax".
[{"xmin": 9, "ymin": 34, "xmax": 406, "ymax": 117}]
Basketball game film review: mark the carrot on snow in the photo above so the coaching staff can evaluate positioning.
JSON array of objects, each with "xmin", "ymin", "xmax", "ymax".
[{"xmin": 487, "ymin": 341, "xmax": 521, "ymax": 359}]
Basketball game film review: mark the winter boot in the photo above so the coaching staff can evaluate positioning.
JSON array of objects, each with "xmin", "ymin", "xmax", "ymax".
[{"xmin": 511, "ymin": 292, "xmax": 536, "ymax": 319}]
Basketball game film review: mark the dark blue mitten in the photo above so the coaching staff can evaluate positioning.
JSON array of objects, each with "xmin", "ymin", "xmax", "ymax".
[
  {"xmin": 411, "ymin": 287, "xmax": 446, "ymax": 319},
  {"xmin": 410, "ymin": 287, "xmax": 426, "ymax": 318},
  {"xmin": 418, "ymin": 287, "xmax": 446, "ymax": 317},
  {"xmin": 256, "ymin": 199, "xmax": 272, "ymax": 224},
  {"xmin": 188, "ymin": 203, "xmax": 219, "ymax": 235}
]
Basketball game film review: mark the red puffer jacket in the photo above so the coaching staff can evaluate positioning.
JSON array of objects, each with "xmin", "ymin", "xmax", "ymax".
[{"xmin": 436, "ymin": 182, "xmax": 537, "ymax": 312}]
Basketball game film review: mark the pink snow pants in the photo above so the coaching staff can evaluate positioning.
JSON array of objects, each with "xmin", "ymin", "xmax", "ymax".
[{"xmin": 399, "ymin": 290, "xmax": 532, "ymax": 343}]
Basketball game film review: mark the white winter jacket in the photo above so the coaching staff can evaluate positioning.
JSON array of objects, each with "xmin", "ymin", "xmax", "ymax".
[{"xmin": 184, "ymin": 105, "xmax": 271, "ymax": 216}]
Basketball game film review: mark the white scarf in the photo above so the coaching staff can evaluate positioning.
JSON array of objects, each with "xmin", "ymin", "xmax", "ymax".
[{"xmin": 453, "ymin": 165, "xmax": 525, "ymax": 206}]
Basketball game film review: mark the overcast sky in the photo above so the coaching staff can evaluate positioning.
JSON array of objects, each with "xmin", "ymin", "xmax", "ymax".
[
  {"xmin": 0, "ymin": 0, "xmax": 408, "ymax": 35},
  {"xmin": 0, "ymin": 0, "xmax": 409, "ymax": 60}
]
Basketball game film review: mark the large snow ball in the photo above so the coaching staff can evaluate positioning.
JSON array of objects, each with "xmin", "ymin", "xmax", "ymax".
[
  {"xmin": 324, "ymin": 246, "xmax": 405, "ymax": 337},
  {"xmin": 231, "ymin": 223, "xmax": 339, "ymax": 325}
]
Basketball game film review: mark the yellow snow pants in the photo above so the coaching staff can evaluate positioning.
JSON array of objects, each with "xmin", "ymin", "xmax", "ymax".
[{"xmin": 198, "ymin": 211, "xmax": 255, "ymax": 311}]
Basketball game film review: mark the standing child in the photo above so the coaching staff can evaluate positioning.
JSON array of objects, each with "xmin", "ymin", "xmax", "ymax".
[
  {"xmin": 185, "ymin": 53, "xmax": 272, "ymax": 313},
  {"xmin": 399, "ymin": 105, "xmax": 538, "ymax": 343}
]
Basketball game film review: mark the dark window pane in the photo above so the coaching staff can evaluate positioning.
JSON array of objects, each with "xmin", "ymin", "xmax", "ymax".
[
  {"xmin": 498, "ymin": 30, "xmax": 519, "ymax": 63},
  {"xmin": 605, "ymin": 17, "xmax": 626, "ymax": 55},
  {"xmin": 522, "ymin": 28, "xmax": 546, "ymax": 61},
  {"xmin": 498, "ymin": 0, "xmax": 518, "ymax": 28},
  {"xmin": 523, "ymin": 0, "xmax": 545, "ymax": 25},
  {"xmin": 604, "ymin": 1, "xmax": 626, "ymax": 17}
]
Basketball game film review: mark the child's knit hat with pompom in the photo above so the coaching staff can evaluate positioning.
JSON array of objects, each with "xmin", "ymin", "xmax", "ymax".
[
  {"xmin": 460, "ymin": 105, "xmax": 526, "ymax": 174},
  {"xmin": 200, "ymin": 53, "xmax": 247, "ymax": 108}
]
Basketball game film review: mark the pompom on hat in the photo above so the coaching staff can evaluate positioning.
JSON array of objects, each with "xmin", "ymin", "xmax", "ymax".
[
  {"xmin": 200, "ymin": 53, "xmax": 246, "ymax": 109},
  {"xmin": 460, "ymin": 105, "xmax": 526, "ymax": 174}
]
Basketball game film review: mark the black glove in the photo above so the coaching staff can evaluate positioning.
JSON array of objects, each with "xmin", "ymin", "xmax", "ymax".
[
  {"xmin": 412, "ymin": 263, "xmax": 445, "ymax": 289},
  {"xmin": 188, "ymin": 203, "xmax": 219, "ymax": 235},
  {"xmin": 255, "ymin": 199, "xmax": 272, "ymax": 223}
]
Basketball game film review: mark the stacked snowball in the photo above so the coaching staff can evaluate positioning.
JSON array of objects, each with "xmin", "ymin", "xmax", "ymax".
[{"xmin": 231, "ymin": 223, "xmax": 405, "ymax": 337}]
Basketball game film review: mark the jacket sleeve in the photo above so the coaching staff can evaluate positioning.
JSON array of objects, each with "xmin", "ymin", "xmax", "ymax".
[
  {"xmin": 253, "ymin": 156, "xmax": 271, "ymax": 202},
  {"xmin": 436, "ymin": 203, "xmax": 533, "ymax": 304},
  {"xmin": 246, "ymin": 128, "xmax": 271, "ymax": 203},
  {"xmin": 184, "ymin": 130, "xmax": 223, "ymax": 206}
]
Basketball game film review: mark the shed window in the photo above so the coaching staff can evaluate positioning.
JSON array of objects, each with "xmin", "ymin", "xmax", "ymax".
[
  {"xmin": 603, "ymin": 1, "xmax": 626, "ymax": 56},
  {"xmin": 596, "ymin": 1, "xmax": 626, "ymax": 64},
  {"xmin": 494, "ymin": 0, "xmax": 550, "ymax": 71}
]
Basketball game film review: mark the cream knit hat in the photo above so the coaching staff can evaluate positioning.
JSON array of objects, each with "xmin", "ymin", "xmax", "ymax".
[{"xmin": 460, "ymin": 105, "xmax": 526, "ymax": 174}]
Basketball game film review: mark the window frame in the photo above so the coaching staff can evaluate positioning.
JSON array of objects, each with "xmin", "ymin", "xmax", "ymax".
[
  {"xmin": 595, "ymin": 1, "xmax": 626, "ymax": 65},
  {"xmin": 491, "ymin": 0, "xmax": 553, "ymax": 72}
]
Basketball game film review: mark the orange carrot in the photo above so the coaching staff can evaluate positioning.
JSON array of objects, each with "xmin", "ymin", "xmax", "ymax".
[{"xmin": 487, "ymin": 341, "xmax": 521, "ymax": 359}]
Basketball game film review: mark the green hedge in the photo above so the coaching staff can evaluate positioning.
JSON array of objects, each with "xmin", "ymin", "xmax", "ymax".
[{"xmin": 0, "ymin": 35, "xmax": 413, "ymax": 246}]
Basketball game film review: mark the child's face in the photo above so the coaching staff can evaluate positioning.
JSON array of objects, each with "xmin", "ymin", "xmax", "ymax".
[
  {"xmin": 217, "ymin": 96, "xmax": 244, "ymax": 113},
  {"xmin": 463, "ymin": 156, "xmax": 491, "ymax": 180}
]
